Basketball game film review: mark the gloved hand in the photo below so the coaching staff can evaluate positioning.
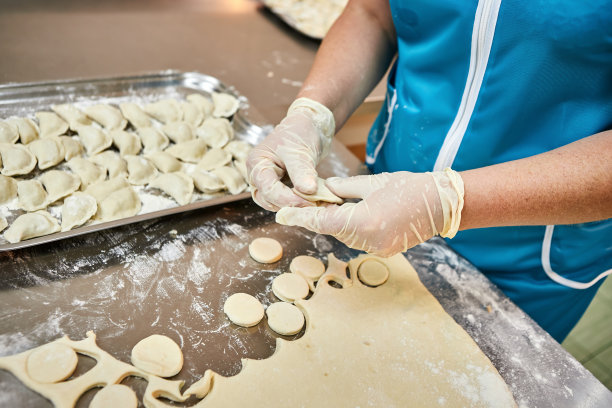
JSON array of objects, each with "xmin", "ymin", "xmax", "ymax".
[
  {"xmin": 275, "ymin": 169, "xmax": 465, "ymax": 257},
  {"xmin": 246, "ymin": 97, "xmax": 335, "ymax": 211}
]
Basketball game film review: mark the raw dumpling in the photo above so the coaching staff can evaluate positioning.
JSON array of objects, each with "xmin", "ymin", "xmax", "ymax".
[
  {"xmin": 52, "ymin": 104, "xmax": 92, "ymax": 130},
  {"xmin": 212, "ymin": 166, "xmax": 247, "ymax": 195},
  {"xmin": 212, "ymin": 92, "xmax": 240, "ymax": 118},
  {"xmin": 196, "ymin": 118, "xmax": 233, "ymax": 148},
  {"xmin": 89, "ymin": 151, "xmax": 128, "ymax": 178},
  {"xmin": 187, "ymin": 94, "xmax": 214, "ymax": 118},
  {"xmin": 6, "ymin": 118, "xmax": 39, "ymax": 144},
  {"xmin": 162, "ymin": 122, "xmax": 195, "ymax": 143},
  {"xmin": 58, "ymin": 136, "xmax": 84, "ymax": 161},
  {"xmin": 138, "ymin": 127, "xmax": 169, "ymax": 153},
  {"xmin": 224, "ymin": 140, "xmax": 252, "ymax": 162},
  {"xmin": 74, "ymin": 125, "xmax": 113, "ymax": 156},
  {"xmin": 124, "ymin": 155, "xmax": 157, "ymax": 185},
  {"xmin": 119, "ymin": 102, "xmax": 151, "ymax": 128},
  {"xmin": 67, "ymin": 157, "xmax": 106, "ymax": 189},
  {"xmin": 0, "ymin": 143, "xmax": 37, "ymax": 176},
  {"xmin": 60, "ymin": 192, "xmax": 97, "ymax": 231},
  {"xmin": 196, "ymin": 148, "xmax": 232, "ymax": 171},
  {"xmin": 35, "ymin": 112, "xmax": 69, "ymax": 138},
  {"xmin": 85, "ymin": 177, "xmax": 130, "ymax": 203},
  {"xmin": 96, "ymin": 186, "xmax": 141, "ymax": 221},
  {"xmin": 110, "ymin": 129, "xmax": 142, "ymax": 156},
  {"xmin": 165, "ymin": 139, "xmax": 207, "ymax": 163},
  {"xmin": 84, "ymin": 104, "xmax": 127, "ymax": 130},
  {"xmin": 39, "ymin": 170, "xmax": 81, "ymax": 204},
  {"xmin": 4, "ymin": 210, "xmax": 60, "ymax": 243},
  {"xmin": 0, "ymin": 121, "xmax": 19, "ymax": 143},
  {"xmin": 190, "ymin": 169, "xmax": 224, "ymax": 193},
  {"xmin": 0, "ymin": 175, "xmax": 17, "ymax": 204},
  {"xmin": 0, "ymin": 217, "xmax": 7, "ymax": 233},
  {"xmin": 145, "ymin": 151, "xmax": 182, "ymax": 173},
  {"xmin": 144, "ymin": 99, "xmax": 182, "ymax": 124},
  {"xmin": 181, "ymin": 101, "xmax": 204, "ymax": 127},
  {"xmin": 149, "ymin": 172, "xmax": 193, "ymax": 205},
  {"xmin": 17, "ymin": 180, "xmax": 48, "ymax": 211},
  {"xmin": 28, "ymin": 136, "xmax": 65, "ymax": 170},
  {"xmin": 234, "ymin": 160, "xmax": 248, "ymax": 180}
]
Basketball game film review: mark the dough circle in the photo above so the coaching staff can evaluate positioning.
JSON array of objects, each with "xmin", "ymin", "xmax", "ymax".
[
  {"xmin": 248, "ymin": 237, "xmax": 283, "ymax": 263},
  {"xmin": 131, "ymin": 334, "xmax": 183, "ymax": 377},
  {"xmin": 90, "ymin": 384, "xmax": 138, "ymax": 408},
  {"xmin": 25, "ymin": 343, "xmax": 78, "ymax": 384},
  {"xmin": 357, "ymin": 259, "xmax": 390, "ymax": 287},
  {"xmin": 290, "ymin": 255, "xmax": 325, "ymax": 280},
  {"xmin": 224, "ymin": 293, "xmax": 265, "ymax": 327},
  {"xmin": 272, "ymin": 273, "xmax": 309, "ymax": 303},
  {"xmin": 266, "ymin": 302, "xmax": 305, "ymax": 336}
]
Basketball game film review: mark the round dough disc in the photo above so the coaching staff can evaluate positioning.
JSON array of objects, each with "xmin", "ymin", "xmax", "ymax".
[
  {"xmin": 26, "ymin": 343, "xmax": 78, "ymax": 384},
  {"xmin": 357, "ymin": 259, "xmax": 390, "ymax": 287},
  {"xmin": 266, "ymin": 302, "xmax": 305, "ymax": 336},
  {"xmin": 272, "ymin": 273, "xmax": 309, "ymax": 303},
  {"xmin": 249, "ymin": 237, "xmax": 283, "ymax": 263},
  {"xmin": 131, "ymin": 334, "xmax": 183, "ymax": 377},
  {"xmin": 290, "ymin": 255, "xmax": 325, "ymax": 280},
  {"xmin": 90, "ymin": 384, "xmax": 138, "ymax": 408},
  {"xmin": 224, "ymin": 293, "xmax": 265, "ymax": 327}
]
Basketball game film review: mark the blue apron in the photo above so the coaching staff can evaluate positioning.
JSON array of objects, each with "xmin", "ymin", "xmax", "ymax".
[{"xmin": 367, "ymin": 0, "xmax": 612, "ymax": 342}]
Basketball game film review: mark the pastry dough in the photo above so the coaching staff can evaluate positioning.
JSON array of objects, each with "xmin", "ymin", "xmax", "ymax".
[
  {"xmin": 4, "ymin": 210, "xmax": 60, "ymax": 243},
  {"xmin": 119, "ymin": 102, "xmax": 152, "ymax": 129},
  {"xmin": 110, "ymin": 129, "xmax": 142, "ymax": 156},
  {"xmin": 74, "ymin": 125, "xmax": 113, "ymax": 156},
  {"xmin": 89, "ymin": 151, "xmax": 128, "ymax": 179},
  {"xmin": 223, "ymin": 293, "xmax": 265, "ymax": 327},
  {"xmin": 0, "ymin": 120, "xmax": 19, "ymax": 143},
  {"xmin": 181, "ymin": 101, "xmax": 204, "ymax": 127},
  {"xmin": 197, "ymin": 148, "xmax": 232, "ymax": 171},
  {"xmin": 131, "ymin": 335, "xmax": 183, "ymax": 378},
  {"xmin": 35, "ymin": 112, "xmax": 69, "ymax": 138},
  {"xmin": 144, "ymin": 99, "xmax": 182, "ymax": 124},
  {"xmin": 138, "ymin": 127, "xmax": 169, "ymax": 153},
  {"xmin": 60, "ymin": 192, "xmax": 97, "ymax": 231},
  {"xmin": 67, "ymin": 157, "xmax": 106, "ymax": 189},
  {"xmin": 145, "ymin": 151, "xmax": 183, "ymax": 173},
  {"xmin": 0, "ymin": 174, "xmax": 17, "ymax": 204},
  {"xmin": 196, "ymin": 118, "xmax": 233, "ymax": 148},
  {"xmin": 290, "ymin": 255, "xmax": 325, "ymax": 290},
  {"xmin": 0, "ymin": 143, "xmax": 37, "ymax": 176},
  {"xmin": 293, "ymin": 178, "xmax": 343, "ymax": 205},
  {"xmin": 165, "ymin": 139, "xmax": 208, "ymax": 163},
  {"xmin": 96, "ymin": 186, "xmax": 141, "ymax": 221},
  {"xmin": 190, "ymin": 169, "xmax": 225, "ymax": 194},
  {"xmin": 162, "ymin": 122, "xmax": 195, "ymax": 143},
  {"xmin": 186, "ymin": 94, "xmax": 214, "ymax": 118},
  {"xmin": 39, "ymin": 170, "xmax": 81, "ymax": 204},
  {"xmin": 266, "ymin": 302, "xmax": 305, "ymax": 336},
  {"xmin": 84, "ymin": 104, "xmax": 127, "ymax": 130},
  {"xmin": 272, "ymin": 273, "xmax": 309, "ymax": 303},
  {"xmin": 6, "ymin": 117, "xmax": 39, "ymax": 144},
  {"xmin": 89, "ymin": 384, "xmax": 138, "ymax": 408},
  {"xmin": 28, "ymin": 136, "xmax": 65, "ymax": 170},
  {"xmin": 58, "ymin": 136, "xmax": 83, "ymax": 161},
  {"xmin": 17, "ymin": 180, "xmax": 48, "ymax": 211},
  {"xmin": 248, "ymin": 237, "xmax": 283, "ymax": 263},
  {"xmin": 25, "ymin": 343, "xmax": 78, "ymax": 384},
  {"xmin": 357, "ymin": 258, "xmax": 389, "ymax": 287},
  {"xmin": 124, "ymin": 155, "xmax": 158, "ymax": 185},
  {"xmin": 51, "ymin": 104, "xmax": 92, "ymax": 131},
  {"xmin": 211, "ymin": 166, "xmax": 246, "ymax": 195},
  {"xmin": 212, "ymin": 92, "xmax": 240, "ymax": 118},
  {"xmin": 148, "ymin": 172, "xmax": 194, "ymax": 205}
]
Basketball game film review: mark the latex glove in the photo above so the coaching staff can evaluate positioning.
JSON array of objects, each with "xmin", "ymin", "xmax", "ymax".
[
  {"xmin": 246, "ymin": 97, "xmax": 335, "ymax": 211},
  {"xmin": 275, "ymin": 169, "xmax": 464, "ymax": 257}
]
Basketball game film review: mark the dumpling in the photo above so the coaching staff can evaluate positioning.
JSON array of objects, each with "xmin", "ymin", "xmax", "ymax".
[
  {"xmin": 0, "ymin": 216, "xmax": 7, "ymax": 233},
  {"xmin": 119, "ymin": 102, "xmax": 151, "ymax": 128},
  {"xmin": 212, "ymin": 166, "xmax": 247, "ymax": 195},
  {"xmin": 39, "ymin": 170, "xmax": 81, "ymax": 204},
  {"xmin": 58, "ymin": 136, "xmax": 84, "ymax": 161},
  {"xmin": 124, "ymin": 155, "xmax": 157, "ymax": 185},
  {"xmin": 6, "ymin": 118, "xmax": 39, "ymax": 144},
  {"xmin": 144, "ymin": 151, "xmax": 182, "ymax": 173},
  {"xmin": 28, "ymin": 136, "xmax": 65, "ymax": 170},
  {"xmin": 74, "ymin": 125, "xmax": 113, "ymax": 156},
  {"xmin": 233, "ymin": 159, "xmax": 248, "ymax": 180},
  {"xmin": 190, "ymin": 169, "xmax": 224, "ymax": 193},
  {"xmin": 110, "ymin": 129, "xmax": 142, "ymax": 156},
  {"xmin": 4, "ymin": 210, "xmax": 60, "ymax": 243},
  {"xmin": 17, "ymin": 180, "xmax": 48, "ymax": 211},
  {"xmin": 165, "ymin": 139, "xmax": 207, "ymax": 163},
  {"xmin": 181, "ymin": 101, "xmax": 204, "ymax": 127},
  {"xmin": 90, "ymin": 151, "xmax": 128, "ymax": 178},
  {"xmin": 0, "ymin": 175, "xmax": 17, "ymax": 204},
  {"xmin": 144, "ymin": 99, "xmax": 182, "ymax": 124},
  {"xmin": 84, "ymin": 104, "xmax": 127, "ymax": 130},
  {"xmin": 138, "ymin": 127, "xmax": 169, "ymax": 153},
  {"xmin": 162, "ymin": 122, "xmax": 195, "ymax": 143},
  {"xmin": 224, "ymin": 140, "xmax": 252, "ymax": 162},
  {"xmin": 85, "ymin": 177, "xmax": 130, "ymax": 203},
  {"xmin": 186, "ymin": 94, "xmax": 214, "ymax": 118},
  {"xmin": 67, "ymin": 157, "xmax": 106, "ymax": 189},
  {"xmin": 52, "ymin": 104, "xmax": 92, "ymax": 130},
  {"xmin": 96, "ymin": 186, "xmax": 141, "ymax": 221},
  {"xmin": 60, "ymin": 192, "xmax": 97, "ymax": 231},
  {"xmin": 196, "ymin": 147, "xmax": 232, "ymax": 171},
  {"xmin": 0, "ymin": 143, "xmax": 37, "ymax": 176},
  {"xmin": 35, "ymin": 112, "xmax": 69, "ymax": 138},
  {"xmin": 196, "ymin": 118, "xmax": 233, "ymax": 148},
  {"xmin": 0, "ymin": 121, "xmax": 19, "ymax": 143},
  {"xmin": 212, "ymin": 92, "xmax": 240, "ymax": 118},
  {"xmin": 149, "ymin": 172, "xmax": 193, "ymax": 205}
]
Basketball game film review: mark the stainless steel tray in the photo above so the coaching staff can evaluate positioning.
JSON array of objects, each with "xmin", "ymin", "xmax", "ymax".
[{"xmin": 0, "ymin": 71, "xmax": 269, "ymax": 252}]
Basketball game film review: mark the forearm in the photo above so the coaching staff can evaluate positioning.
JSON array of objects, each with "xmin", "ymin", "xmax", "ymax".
[
  {"xmin": 459, "ymin": 130, "xmax": 612, "ymax": 230},
  {"xmin": 297, "ymin": 0, "xmax": 397, "ymax": 131}
]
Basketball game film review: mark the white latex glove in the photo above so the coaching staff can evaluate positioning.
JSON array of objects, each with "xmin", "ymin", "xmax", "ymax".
[
  {"xmin": 275, "ymin": 169, "xmax": 464, "ymax": 257},
  {"xmin": 246, "ymin": 97, "xmax": 335, "ymax": 211}
]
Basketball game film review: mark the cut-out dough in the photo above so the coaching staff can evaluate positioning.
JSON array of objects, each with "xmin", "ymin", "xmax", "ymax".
[
  {"xmin": 84, "ymin": 104, "xmax": 127, "ymax": 130},
  {"xmin": 272, "ymin": 273, "xmax": 309, "ymax": 303},
  {"xmin": 186, "ymin": 94, "xmax": 214, "ymax": 118},
  {"xmin": 197, "ymin": 148, "xmax": 232, "ymax": 171},
  {"xmin": 148, "ymin": 172, "xmax": 193, "ymax": 205},
  {"xmin": 0, "ymin": 174, "xmax": 17, "ymax": 204},
  {"xmin": 74, "ymin": 125, "xmax": 113, "ymax": 156},
  {"xmin": 266, "ymin": 302, "xmax": 305, "ymax": 336},
  {"xmin": 6, "ymin": 117, "xmax": 39, "ymax": 144},
  {"xmin": 144, "ymin": 99, "xmax": 182, "ymax": 124},
  {"xmin": 96, "ymin": 186, "xmax": 141, "ymax": 221},
  {"xmin": 190, "ymin": 169, "xmax": 225, "ymax": 193},
  {"xmin": 223, "ymin": 293, "xmax": 265, "ymax": 327},
  {"xmin": 119, "ymin": 102, "xmax": 152, "ymax": 129},
  {"xmin": 290, "ymin": 255, "xmax": 325, "ymax": 290},
  {"xmin": 17, "ymin": 179, "xmax": 48, "ymax": 211},
  {"xmin": 293, "ymin": 178, "xmax": 343, "ymax": 205},
  {"xmin": 357, "ymin": 258, "xmax": 390, "ymax": 287},
  {"xmin": 28, "ymin": 136, "xmax": 65, "ymax": 170},
  {"xmin": 183, "ymin": 369, "xmax": 214, "ymax": 399},
  {"xmin": 0, "ymin": 120, "xmax": 19, "ymax": 143},
  {"xmin": 0, "ymin": 143, "xmax": 37, "ymax": 176},
  {"xmin": 124, "ymin": 155, "xmax": 158, "ymax": 185},
  {"xmin": 51, "ymin": 104, "xmax": 92, "ymax": 131},
  {"xmin": 35, "ymin": 112, "xmax": 69, "ymax": 138},
  {"xmin": 58, "ymin": 136, "xmax": 83, "ymax": 161},
  {"xmin": 162, "ymin": 122, "xmax": 195, "ymax": 143},
  {"xmin": 212, "ymin": 92, "xmax": 240, "ymax": 118},
  {"xmin": 212, "ymin": 166, "xmax": 246, "ymax": 195},
  {"xmin": 145, "ymin": 151, "xmax": 183, "ymax": 173},
  {"xmin": 319, "ymin": 253, "xmax": 351, "ymax": 288},
  {"xmin": 39, "ymin": 170, "xmax": 81, "ymax": 204},
  {"xmin": 25, "ymin": 343, "xmax": 78, "ymax": 384},
  {"xmin": 138, "ymin": 127, "xmax": 169, "ymax": 153},
  {"xmin": 131, "ymin": 335, "xmax": 183, "ymax": 378},
  {"xmin": 90, "ymin": 384, "xmax": 138, "ymax": 408},
  {"xmin": 4, "ymin": 210, "xmax": 60, "ymax": 243},
  {"xmin": 224, "ymin": 140, "xmax": 252, "ymax": 162},
  {"xmin": 249, "ymin": 237, "xmax": 283, "ymax": 263},
  {"xmin": 61, "ymin": 192, "xmax": 97, "ymax": 231},
  {"xmin": 196, "ymin": 118, "xmax": 233, "ymax": 148},
  {"xmin": 110, "ymin": 130, "xmax": 142, "ymax": 156},
  {"xmin": 165, "ymin": 139, "xmax": 207, "ymax": 163},
  {"xmin": 90, "ymin": 151, "xmax": 128, "ymax": 179},
  {"xmin": 67, "ymin": 157, "xmax": 106, "ymax": 189},
  {"xmin": 181, "ymin": 101, "xmax": 204, "ymax": 127}
]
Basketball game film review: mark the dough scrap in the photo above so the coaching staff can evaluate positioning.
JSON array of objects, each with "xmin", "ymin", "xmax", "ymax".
[
  {"xmin": 131, "ymin": 334, "xmax": 183, "ymax": 378},
  {"xmin": 6, "ymin": 117, "xmax": 39, "ymax": 144},
  {"xmin": 248, "ymin": 237, "xmax": 282, "ymax": 263},
  {"xmin": 148, "ymin": 172, "xmax": 194, "ymax": 206},
  {"xmin": 272, "ymin": 273, "xmax": 309, "ymax": 303},
  {"xmin": 183, "ymin": 370, "xmax": 215, "ymax": 399},
  {"xmin": 39, "ymin": 170, "xmax": 81, "ymax": 204},
  {"xmin": 357, "ymin": 258, "xmax": 389, "ymax": 287},
  {"xmin": 28, "ymin": 136, "xmax": 65, "ymax": 170},
  {"xmin": 4, "ymin": 210, "xmax": 60, "ymax": 243},
  {"xmin": 119, "ymin": 102, "xmax": 152, "ymax": 129},
  {"xmin": 26, "ymin": 343, "xmax": 78, "ymax": 384},
  {"xmin": 60, "ymin": 192, "xmax": 97, "ymax": 231},
  {"xmin": 0, "ymin": 174, "xmax": 17, "ymax": 204},
  {"xmin": 0, "ymin": 143, "xmax": 37, "ymax": 176},
  {"xmin": 293, "ymin": 178, "xmax": 343, "ymax": 205},
  {"xmin": 266, "ymin": 302, "xmax": 305, "ymax": 336},
  {"xmin": 52, "ymin": 104, "xmax": 92, "ymax": 131},
  {"xmin": 84, "ymin": 104, "xmax": 127, "ymax": 130},
  {"xmin": 223, "ymin": 293, "xmax": 265, "ymax": 327},
  {"xmin": 110, "ymin": 129, "xmax": 142, "ymax": 156},
  {"xmin": 90, "ymin": 384, "xmax": 138, "ymax": 408},
  {"xmin": 35, "ymin": 112, "xmax": 69, "ymax": 138},
  {"xmin": 212, "ymin": 92, "xmax": 240, "ymax": 118}
]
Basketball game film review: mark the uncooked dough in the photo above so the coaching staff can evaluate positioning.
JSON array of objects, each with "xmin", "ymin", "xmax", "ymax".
[
  {"xmin": 25, "ymin": 343, "xmax": 78, "ymax": 384},
  {"xmin": 266, "ymin": 302, "xmax": 305, "ymax": 336},
  {"xmin": 248, "ymin": 237, "xmax": 283, "ymax": 263},
  {"xmin": 90, "ymin": 384, "xmax": 138, "ymax": 408},
  {"xmin": 4, "ymin": 210, "xmax": 60, "ymax": 243},
  {"xmin": 293, "ymin": 177, "xmax": 343, "ymax": 205},
  {"xmin": 357, "ymin": 258, "xmax": 389, "ymax": 287},
  {"xmin": 272, "ymin": 273, "xmax": 309, "ymax": 303},
  {"xmin": 223, "ymin": 293, "xmax": 265, "ymax": 327},
  {"xmin": 290, "ymin": 255, "xmax": 325, "ymax": 281},
  {"xmin": 60, "ymin": 192, "xmax": 97, "ymax": 232},
  {"xmin": 131, "ymin": 334, "xmax": 183, "ymax": 378}
]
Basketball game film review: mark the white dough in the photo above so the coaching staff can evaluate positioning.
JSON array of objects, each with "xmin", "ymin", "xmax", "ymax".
[
  {"xmin": 85, "ymin": 177, "xmax": 130, "ymax": 203},
  {"xmin": 272, "ymin": 273, "xmax": 310, "ymax": 303},
  {"xmin": 0, "ymin": 143, "xmax": 37, "ymax": 176},
  {"xmin": 212, "ymin": 92, "xmax": 240, "ymax": 118},
  {"xmin": 223, "ymin": 293, "xmax": 265, "ymax": 328},
  {"xmin": 74, "ymin": 125, "xmax": 113, "ymax": 156},
  {"xmin": 6, "ymin": 117, "xmax": 39, "ymax": 144},
  {"xmin": 249, "ymin": 237, "xmax": 283, "ymax": 263},
  {"xmin": 196, "ymin": 117, "xmax": 233, "ymax": 148},
  {"xmin": 96, "ymin": 186, "xmax": 141, "ymax": 221},
  {"xmin": 186, "ymin": 93, "xmax": 214, "ymax": 118},
  {"xmin": 144, "ymin": 99, "xmax": 182, "ymax": 124},
  {"xmin": 58, "ymin": 136, "xmax": 84, "ymax": 161},
  {"xmin": 197, "ymin": 147, "xmax": 232, "ymax": 171},
  {"xmin": 131, "ymin": 334, "xmax": 183, "ymax": 378},
  {"xmin": 162, "ymin": 122, "xmax": 195, "ymax": 143},
  {"xmin": 357, "ymin": 258, "xmax": 390, "ymax": 287},
  {"xmin": 290, "ymin": 255, "xmax": 325, "ymax": 281},
  {"xmin": 145, "ymin": 151, "xmax": 183, "ymax": 173},
  {"xmin": 35, "ymin": 111, "xmax": 69, "ymax": 138},
  {"xmin": 224, "ymin": 140, "xmax": 252, "ymax": 162},
  {"xmin": 190, "ymin": 169, "xmax": 225, "ymax": 193},
  {"xmin": 148, "ymin": 172, "xmax": 193, "ymax": 206},
  {"xmin": 60, "ymin": 192, "xmax": 97, "ymax": 231},
  {"xmin": 52, "ymin": 104, "xmax": 92, "ymax": 131},
  {"xmin": 4, "ymin": 210, "xmax": 60, "ymax": 243},
  {"xmin": 67, "ymin": 157, "xmax": 106, "ymax": 189},
  {"xmin": 84, "ymin": 104, "xmax": 127, "ymax": 130},
  {"xmin": 164, "ymin": 138, "xmax": 207, "ymax": 163},
  {"xmin": 0, "ymin": 120, "xmax": 19, "ymax": 143},
  {"xmin": 25, "ymin": 343, "xmax": 78, "ymax": 384},
  {"xmin": 124, "ymin": 155, "xmax": 158, "ymax": 185},
  {"xmin": 90, "ymin": 384, "xmax": 138, "ymax": 408},
  {"xmin": 110, "ymin": 129, "xmax": 142, "ymax": 156},
  {"xmin": 138, "ymin": 127, "xmax": 169, "ymax": 153},
  {"xmin": 39, "ymin": 170, "xmax": 81, "ymax": 204},
  {"xmin": 0, "ymin": 217, "xmax": 7, "ymax": 232},
  {"xmin": 119, "ymin": 102, "xmax": 152, "ymax": 129},
  {"xmin": 17, "ymin": 180, "xmax": 48, "ymax": 211},
  {"xmin": 233, "ymin": 160, "xmax": 248, "ymax": 180},
  {"xmin": 212, "ymin": 165, "xmax": 247, "ymax": 195},
  {"xmin": 0, "ymin": 174, "xmax": 17, "ymax": 204},
  {"xmin": 90, "ymin": 151, "xmax": 128, "ymax": 179},
  {"xmin": 293, "ymin": 177, "xmax": 343, "ymax": 205},
  {"xmin": 266, "ymin": 302, "xmax": 305, "ymax": 336},
  {"xmin": 181, "ymin": 101, "xmax": 204, "ymax": 127},
  {"xmin": 28, "ymin": 136, "xmax": 65, "ymax": 170}
]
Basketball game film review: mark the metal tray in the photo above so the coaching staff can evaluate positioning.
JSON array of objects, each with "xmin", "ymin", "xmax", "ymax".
[{"xmin": 0, "ymin": 71, "xmax": 269, "ymax": 252}]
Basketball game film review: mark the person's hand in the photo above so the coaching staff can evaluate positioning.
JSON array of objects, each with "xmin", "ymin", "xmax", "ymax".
[
  {"xmin": 275, "ymin": 169, "xmax": 464, "ymax": 257},
  {"xmin": 246, "ymin": 98, "xmax": 335, "ymax": 211}
]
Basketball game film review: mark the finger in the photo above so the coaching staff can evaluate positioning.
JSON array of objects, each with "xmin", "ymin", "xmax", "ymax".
[
  {"xmin": 278, "ymin": 139, "xmax": 319, "ymax": 195},
  {"xmin": 251, "ymin": 188, "xmax": 279, "ymax": 212},
  {"xmin": 325, "ymin": 174, "xmax": 390, "ymax": 199},
  {"xmin": 276, "ymin": 203, "xmax": 356, "ymax": 236},
  {"xmin": 249, "ymin": 159, "xmax": 314, "ymax": 209}
]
